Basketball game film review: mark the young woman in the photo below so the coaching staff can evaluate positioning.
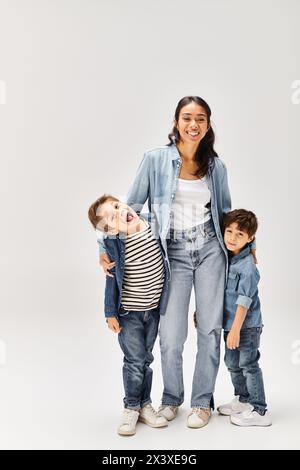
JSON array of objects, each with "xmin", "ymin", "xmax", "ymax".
[{"xmin": 99, "ymin": 96, "xmax": 255, "ymax": 428}]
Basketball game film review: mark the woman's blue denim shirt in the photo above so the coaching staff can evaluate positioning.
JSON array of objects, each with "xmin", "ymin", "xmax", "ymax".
[
  {"xmin": 97, "ymin": 144, "xmax": 255, "ymax": 280},
  {"xmin": 223, "ymin": 244, "xmax": 262, "ymax": 331},
  {"xmin": 97, "ymin": 143, "xmax": 255, "ymax": 280},
  {"xmin": 103, "ymin": 214, "xmax": 170, "ymax": 318}
]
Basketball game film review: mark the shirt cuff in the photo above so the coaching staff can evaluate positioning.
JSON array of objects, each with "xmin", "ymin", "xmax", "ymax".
[
  {"xmin": 105, "ymin": 312, "xmax": 118, "ymax": 318},
  {"xmin": 236, "ymin": 295, "xmax": 252, "ymax": 309},
  {"xmin": 98, "ymin": 244, "xmax": 106, "ymax": 255}
]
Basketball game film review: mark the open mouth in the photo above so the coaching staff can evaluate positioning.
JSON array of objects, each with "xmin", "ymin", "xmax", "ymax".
[
  {"xmin": 126, "ymin": 212, "xmax": 134, "ymax": 223},
  {"xmin": 120, "ymin": 209, "xmax": 135, "ymax": 223},
  {"xmin": 187, "ymin": 130, "xmax": 200, "ymax": 137}
]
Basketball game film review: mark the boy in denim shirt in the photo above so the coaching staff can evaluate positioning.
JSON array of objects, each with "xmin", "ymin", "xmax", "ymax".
[
  {"xmin": 217, "ymin": 209, "xmax": 271, "ymax": 426},
  {"xmin": 88, "ymin": 194, "xmax": 168, "ymax": 436}
]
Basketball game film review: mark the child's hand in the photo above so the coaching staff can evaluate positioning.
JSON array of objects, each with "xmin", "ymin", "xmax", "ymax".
[
  {"xmin": 99, "ymin": 253, "xmax": 116, "ymax": 277},
  {"xmin": 226, "ymin": 328, "xmax": 240, "ymax": 349},
  {"xmin": 193, "ymin": 311, "xmax": 197, "ymax": 329},
  {"xmin": 107, "ymin": 317, "xmax": 122, "ymax": 333}
]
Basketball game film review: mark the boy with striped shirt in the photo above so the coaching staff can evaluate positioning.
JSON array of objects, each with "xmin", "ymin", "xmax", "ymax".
[{"xmin": 88, "ymin": 194, "xmax": 169, "ymax": 436}]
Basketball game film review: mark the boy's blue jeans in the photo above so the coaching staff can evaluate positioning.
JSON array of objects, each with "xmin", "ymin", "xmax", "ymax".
[
  {"xmin": 224, "ymin": 326, "xmax": 267, "ymax": 414},
  {"xmin": 117, "ymin": 308, "xmax": 159, "ymax": 410}
]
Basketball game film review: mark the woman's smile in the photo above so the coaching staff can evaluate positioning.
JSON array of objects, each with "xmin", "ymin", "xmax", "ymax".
[{"xmin": 186, "ymin": 129, "xmax": 200, "ymax": 139}]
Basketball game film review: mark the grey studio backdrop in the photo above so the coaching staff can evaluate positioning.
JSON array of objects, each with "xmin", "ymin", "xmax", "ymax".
[{"xmin": 0, "ymin": 0, "xmax": 299, "ymax": 450}]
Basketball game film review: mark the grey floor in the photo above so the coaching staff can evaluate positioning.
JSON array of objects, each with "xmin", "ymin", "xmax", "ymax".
[{"xmin": 1, "ymin": 316, "xmax": 299, "ymax": 450}]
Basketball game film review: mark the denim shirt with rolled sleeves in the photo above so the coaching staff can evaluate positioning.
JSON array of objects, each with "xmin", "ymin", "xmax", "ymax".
[
  {"xmin": 97, "ymin": 143, "xmax": 256, "ymax": 282},
  {"xmin": 103, "ymin": 213, "xmax": 170, "ymax": 318},
  {"xmin": 223, "ymin": 244, "xmax": 262, "ymax": 331}
]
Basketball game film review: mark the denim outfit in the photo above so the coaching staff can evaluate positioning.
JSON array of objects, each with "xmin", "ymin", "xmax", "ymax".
[
  {"xmin": 97, "ymin": 143, "xmax": 255, "ymax": 409},
  {"xmin": 103, "ymin": 215, "xmax": 168, "ymax": 409},
  {"xmin": 224, "ymin": 245, "xmax": 267, "ymax": 414},
  {"xmin": 224, "ymin": 244, "xmax": 262, "ymax": 331}
]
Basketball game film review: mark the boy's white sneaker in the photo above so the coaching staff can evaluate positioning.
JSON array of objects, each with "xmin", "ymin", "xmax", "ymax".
[
  {"xmin": 158, "ymin": 405, "xmax": 179, "ymax": 421},
  {"xmin": 217, "ymin": 397, "xmax": 253, "ymax": 416},
  {"xmin": 139, "ymin": 404, "xmax": 168, "ymax": 428},
  {"xmin": 117, "ymin": 409, "xmax": 140, "ymax": 436},
  {"xmin": 231, "ymin": 409, "xmax": 272, "ymax": 427}
]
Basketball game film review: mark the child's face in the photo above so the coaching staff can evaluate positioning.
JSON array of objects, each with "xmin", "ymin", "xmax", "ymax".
[
  {"xmin": 97, "ymin": 200, "xmax": 140, "ymax": 235},
  {"xmin": 224, "ymin": 222, "xmax": 254, "ymax": 255}
]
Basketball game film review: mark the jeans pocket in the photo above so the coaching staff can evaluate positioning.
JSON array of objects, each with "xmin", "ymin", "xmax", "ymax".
[
  {"xmin": 256, "ymin": 326, "xmax": 263, "ymax": 347},
  {"xmin": 167, "ymin": 237, "xmax": 173, "ymax": 248},
  {"xmin": 167, "ymin": 237, "xmax": 179, "ymax": 250},
  {"xmin": 205, "ymin": 228, "xmax": 216, "ymax": 239}
]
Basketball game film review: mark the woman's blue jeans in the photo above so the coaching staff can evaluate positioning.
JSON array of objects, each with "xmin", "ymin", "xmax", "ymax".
[{"xmin": 159, "ymin": 218, "xmax": 226, "ymax": 409}]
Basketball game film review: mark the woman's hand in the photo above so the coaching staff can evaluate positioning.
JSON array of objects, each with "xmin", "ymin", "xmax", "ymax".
[
  {"xmin": 251, "ymin": 248, "xmax": 258, "ymax": 264},
  {"xmin": 99, "ymin": 253, "xmax": 116, "ymax": 277},
  {"xmin": 107, "ymin": 317, "xmax": 122, "ymax": 333}
]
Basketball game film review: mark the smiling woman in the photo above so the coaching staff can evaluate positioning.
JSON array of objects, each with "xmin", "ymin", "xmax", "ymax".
[{"xmin": 97, "ymin": 95, "xmax": 237, "ymax": 429}]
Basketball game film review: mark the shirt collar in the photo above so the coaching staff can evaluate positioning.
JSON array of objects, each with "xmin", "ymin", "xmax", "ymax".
[
  {"xmin": 117, "ymin": 216, "xmax": 149, "ymax": 243},
  {"xmin": 170, "ymin": 143, "xmax": 181, "ymax": 161},
  {"xmin": 169, "ymin": 143, "xmax": 214, "ymax": 170},
  {"xmin": 229, "ymin": 244, "xmax": 251, "ymax": 264}
]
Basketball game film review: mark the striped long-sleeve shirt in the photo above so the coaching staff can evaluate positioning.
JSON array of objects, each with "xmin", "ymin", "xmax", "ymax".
[{"xmin": 121, "ymin": 220, "xmax": 165, "ymax": 311}]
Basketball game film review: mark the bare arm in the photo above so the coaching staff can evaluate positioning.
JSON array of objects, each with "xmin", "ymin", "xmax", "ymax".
[{"xmin": 226, "ymin": 305, "xmax": 248, "ymax": 350}]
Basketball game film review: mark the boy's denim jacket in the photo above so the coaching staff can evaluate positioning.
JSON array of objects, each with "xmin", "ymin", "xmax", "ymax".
[
  {"xmin": 223, "ymin": 244, "xmax": 262, "ymax": 331},
  {"xmin": 103, "ymin": 213, "xmax": 170, "ymax": 318},
  {"xmin": 97, "ymin": 143, "xmax": 256, "ymax": 281}
]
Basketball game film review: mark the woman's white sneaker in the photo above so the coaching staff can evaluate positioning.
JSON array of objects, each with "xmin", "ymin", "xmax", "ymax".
[
  {"xmin": 187, "ymin": 407, "xmax": 211, "ymax": 428},
  {"xmin": 139, "ymin": 404, "xmax": 168, "ymax": 428},
  {"xmin": 158, "ymin": 405, "xmax": 179, "ymax": 421},
  {"xmin": 217, "ymin": 397, "xmax": 253, "ymax": 416},
  {"xmin": 231, "ymin": 410, "xmax": 272, "ymax": 427},
  {"xmin": 117, "ymin": 409, "xmax": 140, "ymax": 436}
]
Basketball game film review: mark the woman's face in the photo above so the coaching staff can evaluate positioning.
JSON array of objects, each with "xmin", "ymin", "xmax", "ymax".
[{"xmin": 175, "ymin": 101, "xmax": 210, "ymax": 144}]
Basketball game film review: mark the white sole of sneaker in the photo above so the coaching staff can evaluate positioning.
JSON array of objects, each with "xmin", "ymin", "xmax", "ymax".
[
  {"xmin": 117, "ymin": 429, "xmax": 136, "ymax": 436},
  {"xmin": 158, "ymin": 413, "xmax": 177, "ymax": 421},
  {"xmin": 187, "ymin": 420, "xmax": 209, "ymax": 429},
  {"xmin": 138, "ymin": 417, "xmax": 168, "ymax": 428},
  {"xmin": 217, "ymin": 408, "xmax": 232, "ymax": 416},
  {"xmin": 230, "ymin": 417, "xmax": 272, "ymax": 427}
]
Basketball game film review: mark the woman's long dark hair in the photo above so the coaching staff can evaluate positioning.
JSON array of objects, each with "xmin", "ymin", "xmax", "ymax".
[{"xmin": 167, "ymin": 96, "xmax": 218, "ymax": 177}]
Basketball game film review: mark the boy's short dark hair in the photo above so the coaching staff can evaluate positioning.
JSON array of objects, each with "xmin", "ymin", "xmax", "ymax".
[
  {"xmin": 223, "ymin": 209, "xmax": 258, "ymax": 238},
  {"xmin": 88, "ymin": 194, "xmax": 119, "ymax": 231}
]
